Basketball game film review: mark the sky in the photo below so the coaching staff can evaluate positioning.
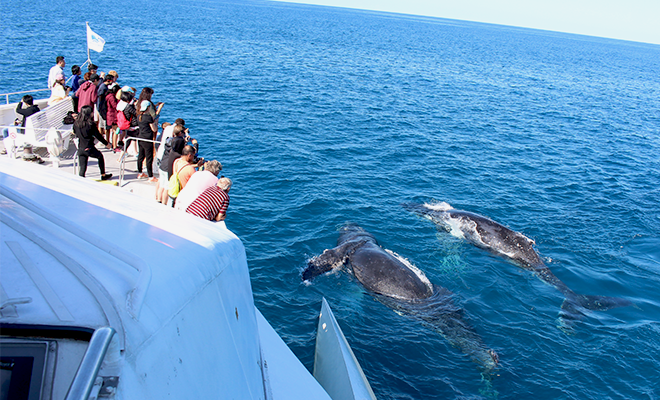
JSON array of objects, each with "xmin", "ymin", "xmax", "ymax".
[{"xmin": 274, "ymin": 0, "xmax": 660, "ymax": 45}]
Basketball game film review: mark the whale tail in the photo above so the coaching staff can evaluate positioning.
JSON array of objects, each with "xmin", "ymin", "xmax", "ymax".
[{"xmin": 558, "ymin": 293, "xmax": 633, "ymax": 332}]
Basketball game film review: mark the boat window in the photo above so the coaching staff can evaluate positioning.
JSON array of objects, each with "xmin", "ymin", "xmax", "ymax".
[{"xmin": 0, "ymin": 341, "xmax": 48, "ymax": 400}]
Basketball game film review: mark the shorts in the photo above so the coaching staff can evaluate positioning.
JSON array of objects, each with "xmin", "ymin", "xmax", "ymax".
[
  {"xmin": 98, "ymin": 115, "xmax": 107, "ymax": 129},
  {"xmin": 158, "ymin": 167, "xmax": 168, "ymax": 186}
]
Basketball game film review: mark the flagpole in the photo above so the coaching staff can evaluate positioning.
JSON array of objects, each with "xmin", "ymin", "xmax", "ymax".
[{"xmin": 86, "ymin": 22, "xmax": 92, "ymax": 65}]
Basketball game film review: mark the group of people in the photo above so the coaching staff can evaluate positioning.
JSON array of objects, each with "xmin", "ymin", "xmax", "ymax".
[
  {"xmin": 154, "ymin": 119, "xmax": 232, "ymax": 222},
  {"xmin": 45, "ymin": 55, "xmax": 231, "ymax": 223}
]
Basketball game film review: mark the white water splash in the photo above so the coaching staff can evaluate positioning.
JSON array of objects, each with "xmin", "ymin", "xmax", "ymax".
[{"xmin": 423, "ymin": 201, "xmax": 454, "ymax": 211}]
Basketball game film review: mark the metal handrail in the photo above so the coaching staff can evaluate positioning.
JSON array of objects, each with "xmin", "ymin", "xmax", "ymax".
[
  {"xmin": 2, "ymin": 88, "xmax": 51, "ymax": 104},
  {"xmin": 0, "ymin": 124, "xmax": 72, "ymax": 133},
  {"xmin": 118, "ymin": 136, "xmax": 160, "ymax": 187},
  {"xmin": 65, "ymin": 326, "xmax": 116, "ymax": 400}
]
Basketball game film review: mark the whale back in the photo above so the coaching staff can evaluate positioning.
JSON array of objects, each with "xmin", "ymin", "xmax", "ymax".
[
  {"xmin": 445, "ymin": 210, "xmax": 544, "ymax": 267},
  {"xmin": 348, "ymin": 242, "xmax": 434, "ymax": 300}
]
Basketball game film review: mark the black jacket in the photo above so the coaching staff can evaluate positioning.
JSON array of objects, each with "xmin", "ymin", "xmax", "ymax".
[{"xmin": 74, "ymin": 122, "xmax": 108, "ymax": 150}]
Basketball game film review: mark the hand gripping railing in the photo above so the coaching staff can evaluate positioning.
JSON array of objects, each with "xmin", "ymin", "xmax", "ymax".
[{"xmin": 65, "ymin": 327, "xmax": 116, "ymax": 400}]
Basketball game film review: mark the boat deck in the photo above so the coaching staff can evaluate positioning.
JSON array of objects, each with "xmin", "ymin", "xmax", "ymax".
[{"xmin": 3, "ymin": 141, "xmax": 161, "ymax": 202}]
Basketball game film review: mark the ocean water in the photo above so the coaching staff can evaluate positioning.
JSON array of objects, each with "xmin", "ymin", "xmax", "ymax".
[{"xmin": 3, "ymin": 0, "xmax": 660, "ymax": 398}]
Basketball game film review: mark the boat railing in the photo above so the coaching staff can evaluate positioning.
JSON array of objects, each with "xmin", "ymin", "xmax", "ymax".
[
  {"xmin": 1, "ymin": 88, "xmax": 51, "ymax": 104},
  {"xmin": 117, "ymin": 136, "xmax": 160, "ymax": 187},
  {"xmin": 65, "ymin": 326, "xmax": 116, "ymax": 400}
]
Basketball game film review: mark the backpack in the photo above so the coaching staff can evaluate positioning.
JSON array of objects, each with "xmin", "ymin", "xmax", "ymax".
[
  {"xmin": 168, "ymin": 162, "xmax": 188, "ymax": 198},
  {"xmin": 117, "ymin": 108, "xmax": 131, "ymax": 130}
]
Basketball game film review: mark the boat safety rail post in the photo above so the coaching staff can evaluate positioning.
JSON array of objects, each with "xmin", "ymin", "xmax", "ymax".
[
  {"xmin": 118, "ymin": 136, "xmax": 160, "ymax": 187},
  {"xmin": 65, "ymin": 326, "xmax": 116, "ymax": 400}
]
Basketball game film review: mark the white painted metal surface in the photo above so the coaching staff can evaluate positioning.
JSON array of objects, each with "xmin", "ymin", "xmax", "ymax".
[
  {"xmin": 314, "ymin": 298, "xmax": 377, "ymax": 400},
  {"xmin": 0, "ymin": 156, "xmax": 333, "ymax": 399}
]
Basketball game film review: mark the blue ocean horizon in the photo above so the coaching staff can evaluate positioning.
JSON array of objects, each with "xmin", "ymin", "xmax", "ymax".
[{"xmin": 3, "ymin": 0, "xmax": 660, "ymax": 398}]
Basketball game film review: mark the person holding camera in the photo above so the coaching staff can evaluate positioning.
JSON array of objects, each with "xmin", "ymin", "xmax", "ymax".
[
  {"xmin": 48, "ymin": 74, "xmax": 71, "ymax": 106},
  {"xmin": 15, "ymin": 95, "xmax": 40, "ymax": 133}
]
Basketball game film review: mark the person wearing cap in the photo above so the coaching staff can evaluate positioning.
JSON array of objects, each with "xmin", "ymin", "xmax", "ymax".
[
  {"xmin": 75, "ymin": 73, "xmax": 100, "ymax": 112},
  {"xmin": 48, "ymin": 73, "xmax": 70, "ymax": 106},
  {"xmin": 116, "ymin": 87, "xmax": 138, "ymax": 156},
  {"xmin": 135, "ymin": 87, "xmax": 161, "ymax": 181},
  {"xmin": 48, "ymin": 56, "xmax": 66, "ymax": 89}
]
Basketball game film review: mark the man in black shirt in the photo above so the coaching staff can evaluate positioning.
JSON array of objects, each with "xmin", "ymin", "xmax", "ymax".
[{"xmin": 15, "ymin": 95, "xmax": 40, "ymax": 132}]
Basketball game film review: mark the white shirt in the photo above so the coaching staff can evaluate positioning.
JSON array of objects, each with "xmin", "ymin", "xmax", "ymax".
[
  {"xmin": 48, "ymin": 64, "xmax": 63, "ymax": 89},
  {"xmin": 156, "ymin": 124, "xmax": 175, "ymax": 162},
  {"xmin": 174, "ymin": 171, "xmax": 219, "ymax": 212}
]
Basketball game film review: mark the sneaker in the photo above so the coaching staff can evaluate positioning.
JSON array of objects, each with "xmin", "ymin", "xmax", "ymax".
[
  {"xmin": 137, "ymin": 173, "xmax": 148, "ymax": 179},
  {"xmin": 101, "ymin": 173, "xmax": 113, "ymax": 181},
  {"xmin": 148, "ymin": 177, "xmax": 159, "ymax": 183}
]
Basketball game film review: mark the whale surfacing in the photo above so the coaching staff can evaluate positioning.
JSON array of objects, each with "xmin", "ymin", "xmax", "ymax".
[
  {"xmin": 303, "ymin": 224, "xmax": 498, "ymax": 377},
  {"xmin": 403, "ymin": 201, "xmax": 633, "ymax": 330}
]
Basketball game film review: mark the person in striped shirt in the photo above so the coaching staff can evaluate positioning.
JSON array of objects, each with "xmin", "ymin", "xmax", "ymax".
[{"xmin": 186, "ymin": 177, "xmax": 232, "ymax": 222}]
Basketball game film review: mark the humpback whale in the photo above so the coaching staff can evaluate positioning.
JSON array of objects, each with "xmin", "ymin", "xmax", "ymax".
[
  {"xmin": 303, "ymin": 224, "xmax": 499, "ymax": 380},
  {"xmin": 403, "ymin": 201, "xmax": 633, "ymax": 329}
]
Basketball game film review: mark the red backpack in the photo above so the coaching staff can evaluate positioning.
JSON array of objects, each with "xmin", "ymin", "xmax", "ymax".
[{"xmin": 117, "ymin": 108, "xmax": 132, "ymax": 130}]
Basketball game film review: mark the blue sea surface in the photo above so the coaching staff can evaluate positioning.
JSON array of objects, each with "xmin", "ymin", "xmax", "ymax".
[{"xmin": 2, "ymin": 0, "xmax": 660, "ymax": 398}]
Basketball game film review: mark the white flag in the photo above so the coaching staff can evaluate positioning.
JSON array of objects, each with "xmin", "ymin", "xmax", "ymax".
[{"xmin": 86, "ymin": 23, "xmax": 106, "ymax": 53}]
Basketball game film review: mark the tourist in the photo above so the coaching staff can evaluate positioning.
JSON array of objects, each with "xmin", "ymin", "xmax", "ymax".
[
  {"xmin": 75, "ymin": 73, "xmax": 100, "ymax": 112},
  {"xmin": 47, "ymin": 74, "xmax": 70, "ymax": 106},
  {"xmin": 169, "ymin": 145, "xmax": 202, "ymax": 206},
  {"xmin": 157, "ymin": 125, "xmax": 186, "ymax": 204},
  {"xmin": 185, "ymin": 177, "xmax": 232, "ymax": 222},
  {"xmin": 15, "ymin": 95, "xmax": 40, "ymax": 132},
  {"xmin": 106, "ymin": 85, "xmax": 120, "ymax": 151},
  {"xmin": 73, "ymin": 105, "xmax": 112, "ymax": 180},
  {"xmin": 47, "ymin": 56, "xmax": 65, "ymax": 89},
  {"xmin": 116, "ymin": 88, "xmax": 138, "ymax": 156},
  {"xmin": 175, "ymin": 160, "xmax": 222, "ymax": 212},
  {"xmin": 107, "ymin": 70, "xmax": 119, "ymax": 90},
  {"xmin": 87, "ymin": 63, "xmax": 98, "ymax": 75},
  {"xmin": 71, "ymin": 65, "xmax": 82, "ymax": 110},
  {"xmin": 167, "ymin": 132, "xmax": 197, "ymax": 180},
  {"xmin": 96, "ymin": 75, "xmax": 113, "ymax": 143},
  {"xmin": 136, "ymin": 88, "xmax": 160, "ymax": 182}
]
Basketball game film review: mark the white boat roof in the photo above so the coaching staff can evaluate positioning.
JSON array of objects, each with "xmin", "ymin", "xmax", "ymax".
[{"xmin": 0, "ymin": 156, "xmax": 251, "ymax": 350}]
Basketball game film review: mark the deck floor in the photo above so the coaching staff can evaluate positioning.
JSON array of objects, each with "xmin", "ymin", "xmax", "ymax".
[{"xmin": 2, "ymin": 141, "xmax": 161, "ymax": 201}]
